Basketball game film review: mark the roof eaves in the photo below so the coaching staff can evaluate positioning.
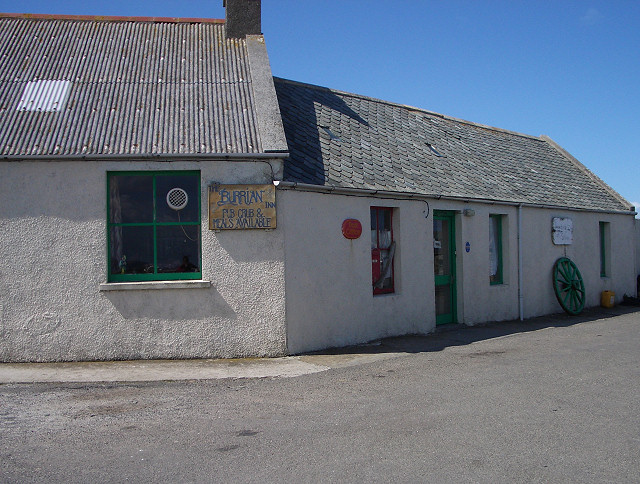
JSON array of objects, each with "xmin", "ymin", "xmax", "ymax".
[
  {"xmin": 1, "ymin": 152, "xmax": 289, "ymax": 161},
  {"xmin": 275, "ymin": 181, "xmax": 634, "ymax": 215}
]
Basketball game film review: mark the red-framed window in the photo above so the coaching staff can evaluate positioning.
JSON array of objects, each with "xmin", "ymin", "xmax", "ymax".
[{"xmin": 371, "ymin": 206, "xmax": 395, "ymax": 294}]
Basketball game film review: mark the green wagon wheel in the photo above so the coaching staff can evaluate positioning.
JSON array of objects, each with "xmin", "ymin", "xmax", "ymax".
[{"xmin": 552, "ymin": 257, "xmax": 585, "ymax": 315}]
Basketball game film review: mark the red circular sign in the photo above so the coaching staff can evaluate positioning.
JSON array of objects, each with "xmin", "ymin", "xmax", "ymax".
[{"xmin": 342, "ymin": 219, "xmax": 362, "ymax": 239}]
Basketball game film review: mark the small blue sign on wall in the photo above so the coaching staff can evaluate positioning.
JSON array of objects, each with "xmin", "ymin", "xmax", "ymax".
[{"xmin": 465, "ymin": 241, "xmax": 471, "ymax": 253}]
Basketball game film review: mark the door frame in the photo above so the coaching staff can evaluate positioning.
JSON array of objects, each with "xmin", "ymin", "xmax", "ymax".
[{"xmin": 433, "ymin": 210, "xmax": 457, "ymax": 325}]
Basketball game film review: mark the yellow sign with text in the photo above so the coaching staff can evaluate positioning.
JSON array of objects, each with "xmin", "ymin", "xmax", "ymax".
[{"xmin": 208, "ymin": 184, "xmax": 276, "ymax": 230}]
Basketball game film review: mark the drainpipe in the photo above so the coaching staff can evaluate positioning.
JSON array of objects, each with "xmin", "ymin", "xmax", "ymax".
[{"xmin": 518, "ymin": 204, "xmax": 524, "ymax": 321}]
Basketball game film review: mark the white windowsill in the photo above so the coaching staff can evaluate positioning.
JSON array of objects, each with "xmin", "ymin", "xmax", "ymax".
[{"xmin": 99, "ymin": 280, "xmax": 212, "ymax": 291}]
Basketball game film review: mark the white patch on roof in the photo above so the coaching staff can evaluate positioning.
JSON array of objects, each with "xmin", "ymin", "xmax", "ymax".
[{"xmin": 17, "ymin": 80, "xmax": 71, "ymax": 112}]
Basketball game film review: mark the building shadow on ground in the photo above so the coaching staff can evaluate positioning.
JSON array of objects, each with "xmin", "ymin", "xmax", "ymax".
[{"xmin": 302, "ymin": 306, "xmax": 640, "ymax": 357}]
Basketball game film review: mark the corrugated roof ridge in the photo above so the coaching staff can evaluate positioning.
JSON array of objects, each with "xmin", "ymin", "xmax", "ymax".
[
  {"xmin": 0, "ymin": 12, "xmax": 224, "ymax": 24},
  {"xmin": 273, "ymin": 76, "xmax": 544, "ymax": 142},
  {"xmin": 540, "ymin": 135, "xmax": 633, "ymax": 211}
]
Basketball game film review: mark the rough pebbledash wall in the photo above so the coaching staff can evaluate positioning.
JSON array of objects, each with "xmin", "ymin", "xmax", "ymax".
[
  {"xmin": 0, "ymin": 159, "xmax": 287, "ymax": 362},
  {"xmin": 280, "ymin": 188, "xmax": 637, "ymax": 355}
]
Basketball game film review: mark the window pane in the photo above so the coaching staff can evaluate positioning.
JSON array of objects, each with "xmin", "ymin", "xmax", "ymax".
[
  {"xmin": 435, "ymin": 284, "xmax": 452, "ymax": 316},
  {"xmin": 371, "ymin": 207, "xmax": 395, "ymax": 294},
  {"xmin": 110, "ymin": 225, "xmax": 154, "ymax": 274},
  {"xmin": 599, "ymin": 222, "xmax": 609, "ymax": 277},
  {"xmin": 156, "ymin": 225, "xmax": 201, "ymax": 274},
  {"xmin": 109, "ymin": 175, "xmax": 153, "ymax": 223},
  {"xmin": 378, "ymin": 248, "xmax": 393, "ymax": 289},
  {"xmin": 377, "ymin": 209, "xmax": 385, "ymax": 246},
  {"xmin": 489, "ymin": 217, "xmax": 498, "ymax": 276},
  {"xmin": 377, "ymin": 209, "xmax": 392, "ymax": 249},
  {"xmin": 434, "ymin": 219, "xmax": 450, "ymax": 276},
  {"xmin": 371, "ymin": 209, "xmax": 377, "ymax": 248},
  {"xmin": 489, "ymin": 215, "xmax": 502, "ymax": 284},
  {"xmin": 156, "ymin": 174, "xmax": 199, "ymax": 223}
]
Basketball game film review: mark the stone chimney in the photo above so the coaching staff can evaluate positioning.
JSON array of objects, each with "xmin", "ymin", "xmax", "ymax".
[{"xmin": 224, "ymin": 0, "xmax": 261, "ymax": 38}]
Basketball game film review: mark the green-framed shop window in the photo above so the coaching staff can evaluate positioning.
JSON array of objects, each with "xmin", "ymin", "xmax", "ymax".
[
  {"xmin": 107, "ymin": 171, "xmax": 202, "ymax": 282},
  {"xmin": 489, "ymin": 214, "xmax": 503, "ymax": 285}
]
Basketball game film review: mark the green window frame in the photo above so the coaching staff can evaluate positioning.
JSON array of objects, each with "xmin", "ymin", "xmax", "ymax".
[
  {"xmin": 489, "ymin": 214, "xmax": 503, "ymax": 285},
  {"xmin": 599, "ymin": 221, "xmax": 609, "ymax": 277},
  {"xmin": 107, "ymin": 170, "xmax": 202, "ymax": 282}
]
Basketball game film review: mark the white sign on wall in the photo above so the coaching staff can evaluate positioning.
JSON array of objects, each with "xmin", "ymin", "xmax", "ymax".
[{"xmin": 552, "ymin": 217, "xmax": 573, "ymax": 245}]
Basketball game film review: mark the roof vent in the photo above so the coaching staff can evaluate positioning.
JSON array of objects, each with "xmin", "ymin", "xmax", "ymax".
[
  {"xmin": 167, "ymin": 188, "xmax": 189, "ymax": 210},
  {"xmin": 320, "ymin": 126, "xmax": 341, "ymax": 141},
  {"xmin": 426, "ymin": 143, "xmax": 444, "ymax": 157},
  {"xmin": 17, "ymin": 80, "xmax": 71, "ymax": 112}
]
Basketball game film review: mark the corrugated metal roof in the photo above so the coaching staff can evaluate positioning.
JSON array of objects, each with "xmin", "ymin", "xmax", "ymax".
[
  {"xmin": 0, "ymin": 15, "xmax": 263, "ymax": 155},
  {"xmin": 275, "ymin": 77, "xmax": 632, "ymax": 213}
]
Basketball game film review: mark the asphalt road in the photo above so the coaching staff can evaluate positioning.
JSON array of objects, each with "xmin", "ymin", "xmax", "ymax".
[{"xmin": 2, "ymin": 308, "xmax": 640, "ymax": 483}]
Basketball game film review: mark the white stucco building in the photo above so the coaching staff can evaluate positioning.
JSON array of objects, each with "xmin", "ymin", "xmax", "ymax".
[
  {"xmin": 0, "ymin": 2, "xmax": 637, "ymax": 362},
  {"xmin": 273, "ymin": 78, "xmax": 637, "ymax": 353}
]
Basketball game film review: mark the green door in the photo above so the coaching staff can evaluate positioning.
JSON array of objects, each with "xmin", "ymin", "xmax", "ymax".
[{"xmin": 433, "ymin": 211, "xmax": 457, "ymax": 325}]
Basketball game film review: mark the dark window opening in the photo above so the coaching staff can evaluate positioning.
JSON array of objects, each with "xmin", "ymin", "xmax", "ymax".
[
  {"xmin": 599, "ymin": 221, "xmax": 610, "ymax": 277},
  {"xmin": 371, "ymin": 206, "xmax": 395, "ymax": 294},
  {"xmin": 489, "ymin": 214, "xmax": 503, "ymax": 285},
  {"xmin": 107, "ymin": 171, "xmax": 202, "ymax": 282}
]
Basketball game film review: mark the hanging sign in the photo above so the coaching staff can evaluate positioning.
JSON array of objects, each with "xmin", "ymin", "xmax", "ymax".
[
  {"xmin": 342, "ymin": 219, "xmax": 362, "ymax": 239},
  {"xmin": 552, "ymin": 217, "xmax": 573, "ymax": 245},
  {"xmin": 209, "ymin": 184, "xmax": 276, "ymax": 230}
]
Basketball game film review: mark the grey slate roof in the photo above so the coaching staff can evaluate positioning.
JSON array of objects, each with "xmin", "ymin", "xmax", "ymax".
[
  {"xmin": 275, "ymin": 77, "xmax": 632, "ymax": 213},
  {"xmin": 0, "ymin": 14, "xmax": 283, "ymax": 156}
]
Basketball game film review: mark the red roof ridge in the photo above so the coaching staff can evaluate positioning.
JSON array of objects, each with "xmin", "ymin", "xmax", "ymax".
[{"xmin": 0, "ymin": 12, "xmax": 224, "ymax": 24}]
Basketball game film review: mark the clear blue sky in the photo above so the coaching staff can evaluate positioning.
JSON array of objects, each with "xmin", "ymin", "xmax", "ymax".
[{"xmin": 3, "ymin": 1, "xmax": 639, "ymax": 213}]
